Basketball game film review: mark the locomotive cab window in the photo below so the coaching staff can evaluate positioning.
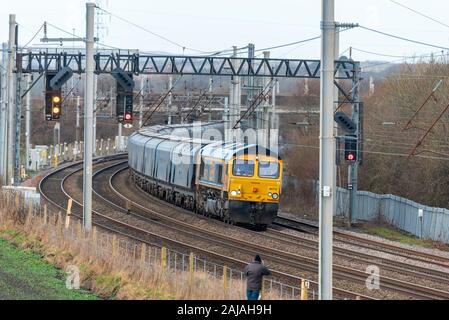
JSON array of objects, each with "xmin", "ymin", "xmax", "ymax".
[
  {"xmin": 232, "ymin": 159, "xmax": 254, "ymax": 177},
  {"xmin": 258, "ymin": 161, "xmax": 279, "ymax": 178},
  {"xmin": 200, "ymin": 159, "xmax": 223, "ymax": 185},
  {"xmin": 217, "ymin": 163, "xmax": 224, "ymax": 184}
]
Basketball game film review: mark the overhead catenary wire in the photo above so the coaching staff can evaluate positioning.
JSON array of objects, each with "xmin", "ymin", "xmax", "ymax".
[
  {"xmin": 232, "ymin": 79, "xmax": 275, "ymax": 129},
  {"xmin": 365, "ymin": 131, "xmax": 449, "ymax": 143},
  {"xmin": 95, "ymin": 5, "xmax": 339, "ymax": 58},
  {"xmin": 182, "ymin": 90, "xmax": 209, "ymax": 123},
  {"xmin": 96, "ymin": 6, "xmax": 232, "ymax": 55},
  {"xmin": 45, "ymin": 21, "xmax": 121, "ymax": 50},
  {"xmin": 19, "ymin": 23, "xmax": 45, "ymax": 50},
  {"xmin": 61, "ymin": 76, "xmax": 82, "ymax": 105},
  {"xmin": 360, "ymin": 51, "xmax": 449, "ymax": 70},
  {"xmin": 389, "ymin": 0, "xmax": 449, "ymax": 30},
  {"xmin": 255, "ymin": 27, "xmax": 353, "ymax": 54},
  {"xmin": 255, "ymin": 35, "xmax": 321, "ymax": 53},
  {"xmin": 358, "ymin": 25, "xmax": 449, "ymax": 51},
  {"xmin": 141, "ymin": 76, "xmax": 184, "ymax": 127},
  {"xmin": 351, "ymin": 47, "xmax": 445, "ymax": 59},
  {"xmin": 26, "ymin": 17, "xmax": 346, "ymax": 60},
  {"xmin": 282, "ymin": 141, "xmax": 449, "ymax": 161}
]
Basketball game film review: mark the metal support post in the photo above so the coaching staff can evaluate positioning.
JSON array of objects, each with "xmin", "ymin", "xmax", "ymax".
[
  {"xmin": 109, "ymin": 86, "xmax": 113, "ymax": 118},
  {"xmin": 167, "ymin": 76, "xmax": 172, "ymax": 125},
  {"xmin": 270, "ymin": 79, "xmax": 278, "ymax": 135},
  {"xmin": 228, "ymin": 47, "xmax": 235, "ymax": 139},
  {"xmin": 223, "ymin": 96, "xmax": 229, "ymax": 141},
  {"xmin": 208, "ymin": 77, "xmax": 213, "ymax": 121},
  {"xmin": 229, "ymin": 46, "xmax": 240, "ymax": 140},
  {"xmin": 7, "ymin": 14, "xmax": 16, "ymax": 185},
  {"xmin": 246, "ymin": 44, "xmax": 255, "ymax": 108},
  {"xmin": 319, "ymin": 0, "xmax": 335, "ymax": 300},
  {"xmin": 261, "ymin": 51, "xmax": 271, "ymax": 146},
  {"xmin": 14, "ymin": 66, "xmax": 22, "ymax": 185},
  {"xmin": 53, "ymin": 122, "xmax": 60, "ymax": 148},
  {"xmin": 83, "ymin": 2, "xmax": 95, "ymax": 231},
  {"xmin": 349, "ymin": 61, "xmax": 361, "ymax": 225},
  {"xmin": 118, "ymin": 123, "xmax": 122, "ymax": 151},
  {"xmin": 0, "ymin": 43, "xmax": 8, "ymax": 185},
  {"xmin": 334, "ymin": 25, "xmax": 340, "ymax": 137},
  {"xmin": 139, "ymin": 76, "xmax": 144, "ymax": 128},
  {"xmin": 93, "ymin": 74, "xmax": 97, "ymax": 155},
  {"xmin": 76, "ymin": 95, "xmax": 80, "ymax": 143},
  {"xmin": 25, "ymin": 73, "xmax": 32, "ymax": 170}
]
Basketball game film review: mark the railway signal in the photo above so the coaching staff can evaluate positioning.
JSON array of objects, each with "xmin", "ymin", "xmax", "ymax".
[
  {"xmin": 51, "ymin": 94, "xmax": 62, "ymax": 120},
  {"xmin": 49, "ymin": 67, "xmax": 73, "ymax": 90},
  {"xmin": 116, "ymin": 91, "xmax": 134, "ymax": 123},
  {"xmin": 45, "ymin": 89, "xmax": 62, "ymax": 121},
  {"xmin": 112, "ymin": 67, "xmax": 135, "ymax": 91},
  {"xmin": 113, "ymin": 68, "xmax": 134, "ymax": 123},
  {"xmin": 334, "ymin": 111, "xmax": 356, "ymax": 133},
  {"xmin": 44, "ymin": 68, "xmax": 72, "ymax": 121},
  {"xmin": 124, "ymin": 112, "xmax": 132, "ymax": 122},
  {"xmin": 344, "ymin": 135, "xmax": 357, "ymax": 162},
  {"xmin": 124, "ymin": 95, "xmax": 133, "ymax": 123}
]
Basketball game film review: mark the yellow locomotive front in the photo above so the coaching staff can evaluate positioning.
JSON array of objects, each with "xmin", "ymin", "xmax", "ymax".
[
  {"xmin": 228, "ymin": 154, "xmax": 281, "ymax": 202},
  {"xmin": 227, "ymin": 153, "xmax": 282, "ymax": 228},
  {"xmin": 196, "ymin": 142, "xmax": 282, "ymax": 229}
]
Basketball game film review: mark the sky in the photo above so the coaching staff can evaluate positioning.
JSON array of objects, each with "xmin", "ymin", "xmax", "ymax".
[{"xmin": 1, "ymin": 0, "xmax": 449, "ymax": 62}]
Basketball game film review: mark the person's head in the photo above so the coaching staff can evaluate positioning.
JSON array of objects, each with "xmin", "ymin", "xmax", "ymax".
[{"xmin": 254, "ymin": 254, "xmax": 262, "ymax": 263}]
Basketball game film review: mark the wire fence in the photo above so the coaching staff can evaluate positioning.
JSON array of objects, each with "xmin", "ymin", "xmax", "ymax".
[{"xmin": 0, "ymin": 189, "xmax": 311, "ymax": 300}]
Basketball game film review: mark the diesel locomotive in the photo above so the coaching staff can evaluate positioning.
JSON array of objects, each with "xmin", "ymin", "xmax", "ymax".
[{"xmin": 127, "ymin": 122, "xmax": 282, "ymax": 229}]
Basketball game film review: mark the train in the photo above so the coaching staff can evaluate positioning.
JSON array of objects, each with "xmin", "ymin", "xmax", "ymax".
[{"xmin": 127, "ymin": 121, "xmax": 282, "ymax": 229}]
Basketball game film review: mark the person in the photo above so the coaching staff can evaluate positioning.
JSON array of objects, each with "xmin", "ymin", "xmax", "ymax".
[{"xmin": 244, "ymin": 254, "xmax": 271, "ymax": 300}]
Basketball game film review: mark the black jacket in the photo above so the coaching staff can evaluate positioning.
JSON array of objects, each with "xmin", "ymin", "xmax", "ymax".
[{"xmin": 244, "ymin": 261, "xmax": 271, "ymax": 291}]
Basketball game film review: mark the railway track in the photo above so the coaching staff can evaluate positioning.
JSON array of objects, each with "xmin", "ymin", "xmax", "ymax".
[
  {"xmin": 274, "ymin": 216, "xmax": 449, "ymax": 269},
  {"xmin": 97, "ymin": 162, "xmax": 378, "ymax": 300},
  {"xmin": 38, "ymin": 156, "xmax": 369, "ymax": 300},
  {"xmin": 103, "ymin": 162, "xmax": 449, "ymax": 300},
  {"xmin": 264, "ymin": 228, "xmax": 449, "ymax": 286},
  {"xmin": 38, "ymin": 156, "xmax": 449, "ymax": 300}
]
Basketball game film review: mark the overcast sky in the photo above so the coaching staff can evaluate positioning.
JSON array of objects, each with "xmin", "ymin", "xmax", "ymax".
[{"xmin": 1, "ymin": 0, "xmax": 449, "ymax": 62}]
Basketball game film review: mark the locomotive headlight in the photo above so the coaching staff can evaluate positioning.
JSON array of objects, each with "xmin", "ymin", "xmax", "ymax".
[
  {"xmin": 271, "ymin": 193, "xmax": 279, "ymax": 199},
  {"xmin": 231, "ymin": 190, "xmax": 238, "ymax": 197},
  {"xmin": 268, "ymin": 192, "xmax": 272, "ymax": 197}
]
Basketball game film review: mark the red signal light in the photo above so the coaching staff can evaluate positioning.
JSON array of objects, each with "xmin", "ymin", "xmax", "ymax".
[
  {"xmin": 347, "ymin": 153, "xmax": 355, "ymax": 161},
  {"xmin": 124, "ymin": 113, "xmax": 132, "ymax": 121}
]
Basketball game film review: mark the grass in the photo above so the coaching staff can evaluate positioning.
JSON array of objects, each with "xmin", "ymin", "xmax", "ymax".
[
  {"xmin": 0, "ymin": 236, "xmax": 98, "ymax": 300},
  {"xmin": 0, "ymin": 193, "xmax": 279, "ymax": 300},
  {"xmin": 93, "ymin": 274, "xmax": 122, "ymax": 298},
  {"xmin": 360, "ymin": 223, "xmax": 448, "ymax": 250}
]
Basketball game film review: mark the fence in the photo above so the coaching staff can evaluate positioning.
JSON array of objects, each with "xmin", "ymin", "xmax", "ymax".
[
  {"xmin": 284, "ymin": 176, "xmax": 449, "ymax": 244},
  {"xmin": 345, "ymin": 190, "xmax": 449, "ymax": 244},
  {"xmin": 292, "ymin": 177, "xmax": 449, "ymax": 243},
  {"xmin": 27, "ymin": 136, "xmax": 128, "ymax": 173},
  {"xmin": 0, "ymin": 189, "xmax": 311, "ymax": 300}
]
